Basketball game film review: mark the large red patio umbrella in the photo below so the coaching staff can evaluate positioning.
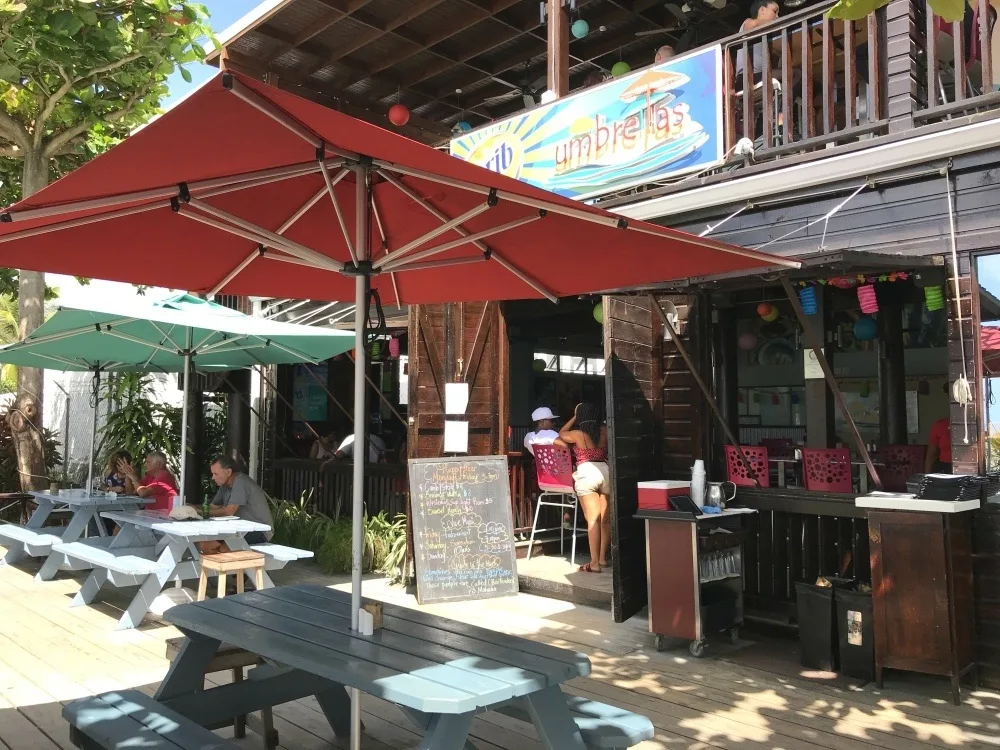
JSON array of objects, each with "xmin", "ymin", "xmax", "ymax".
[{"xmin": 0, "ymin": 70, "xmax": 797, "ymax": 747}]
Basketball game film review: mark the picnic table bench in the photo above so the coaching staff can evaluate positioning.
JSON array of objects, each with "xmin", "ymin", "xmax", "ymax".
[
  {"xmin": 63, "ymin": 690, "xmax": 236, "ymax": 750},
  {"xmin": 54, "ymin": 509, "xmax": 311, "ymax": 630},
  {"xmin": 156, "ymin": 583, "xmax": 653, "ymax": 749},
  {"xmin": 0, "ymin": 492, "xmax": 151, "ymax": 581}
]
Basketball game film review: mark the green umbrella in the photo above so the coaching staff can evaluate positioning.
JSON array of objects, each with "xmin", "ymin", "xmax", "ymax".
[{"xmin": 0, "ymin": 293, "xmax": 355, "ymax": 496}]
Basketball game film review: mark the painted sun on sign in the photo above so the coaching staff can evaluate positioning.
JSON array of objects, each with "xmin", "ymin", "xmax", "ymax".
[{"xmin": 451, "ymin": 46, "xmax": 724, "ymax": 200}]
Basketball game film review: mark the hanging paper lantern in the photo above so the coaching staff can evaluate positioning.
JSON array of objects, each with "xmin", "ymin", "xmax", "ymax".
[
  {"xmin": 611, "ymin": 61, "xmax": 631, "ymax": 77},
  {"xmin": 860, "ymin": 381, "xmax": 870, "ymax": 398},
  {"xmin": 924, "ymin": 285, "xmax": 944, "ymax": 311},
  {"xmin": 756, "ymin": 302, "xmax": 774, "ymax": 319},
  {"xmin": 854, "ymin": 316, "xmax": 877, "ymax": 341},
  {"xmin": 857, "ymin": 284, "xmax": 879, "ymax": 314},
  {"xmin": 593, "ymin": 302, "xmax": 603, "ymax": 324},
  {"xmin": 388, "ymin": 103, "xmax": 410, "ymax": 126},
  {"xmin": 571, "ymin": 19, "xmax": 589, "ymax": 39},
  {"xmin": 452, "ymin": 121, "xmax": 472, "ymax": 134},
  {"xmin": 828, "ymin": 276, "xmax": 859, "ymax": 289},
  {"xmin": 370, "ymin": 340, "xmax": 383, "ymax": 359},
  {"xmin": 533, "ymin": 358, "xmax": 547, "ymax": 373},
  {"xmin": 762, "ymin": 308, "xmax": 779, "ymax": 323},
  {"xmin": 799, "ymin": 286, "xmax": 818, "ymax": 315},
  {"xmin": 388, "ymin": 337, "xmax": 400, "ymax": 358},
  {"xmin": 738, "ymin": 332, "xmax": 758, "ymax": 351}
]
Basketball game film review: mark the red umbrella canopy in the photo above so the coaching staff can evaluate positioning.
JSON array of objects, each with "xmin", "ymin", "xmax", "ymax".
[{"xmin": 0, "ymin": 72, "xmax": 796, "ymax": 304}]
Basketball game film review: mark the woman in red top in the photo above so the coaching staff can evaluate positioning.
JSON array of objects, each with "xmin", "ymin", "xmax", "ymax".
[
  {"xmin": 557, "ymin": 402, "xmax": 610, "ymax": 573},
  {"xmin": 925, "ymin": 417, "xmax": 953, "ymax": 473},
  {"xmin": 119, "ymin": 451, "xmax": 179, "ymax": 511}
]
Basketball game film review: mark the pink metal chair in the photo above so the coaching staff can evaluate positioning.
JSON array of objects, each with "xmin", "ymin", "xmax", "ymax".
[
  {"xmin": 876, "ymin": 444, "xmax": 927, "ymax": 492},
  {"xmin": 802, "ymin": 448, "xmax": 853, "ymax": 493},
  {"xmin": 725, "ymin": 445, "xmax": 770, "ymax": 488},
  {"xmin": 528, "ymin": 444, "xmax": 580, "ymax": 565}
]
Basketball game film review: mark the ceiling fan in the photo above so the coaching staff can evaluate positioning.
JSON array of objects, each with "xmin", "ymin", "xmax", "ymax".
[
  {"xmin": 635, "ymin": 1, "xmax": 739, "ymax": 39},
  {"xmin": 482, "ymin": 63, "xmax": 547, "ymax": 109}
]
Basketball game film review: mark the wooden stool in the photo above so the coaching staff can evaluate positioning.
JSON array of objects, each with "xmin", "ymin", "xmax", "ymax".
[
  {"xmin": 164, "ymin": 638, "xmax": 277, "ymax": 749},
  {"xmin": 197, "ymin": 550, "xmax": 265, "ymax": 601}
]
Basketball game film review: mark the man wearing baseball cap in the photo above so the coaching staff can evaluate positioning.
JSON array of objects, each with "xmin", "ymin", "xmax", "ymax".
[{"xmin": 524, "ymin": 406, "xmax": 560, "ymax": 455}]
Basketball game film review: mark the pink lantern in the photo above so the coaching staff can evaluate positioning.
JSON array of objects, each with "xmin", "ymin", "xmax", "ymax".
[
  {"xmin": 388, "ymin": 337, "xmax": 400, "ymax": 358},
  {"xmin": 857, "ymin": 284, "xmax": 878, "ymax": 313}
]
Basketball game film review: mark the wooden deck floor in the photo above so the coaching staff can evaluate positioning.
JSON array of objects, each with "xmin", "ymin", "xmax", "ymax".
[{"xmin": 0, "ymin": 556, "xmax": 997, "ymax": 750}]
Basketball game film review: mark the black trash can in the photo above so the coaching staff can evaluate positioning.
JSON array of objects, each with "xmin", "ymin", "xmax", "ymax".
[
  {"xmin": 795, "ymin": 577, "xmax": 853, "ymax": 671},
  {"xmin": 835, "ymin": 588, "xmax": 875, "ymax": 682}
]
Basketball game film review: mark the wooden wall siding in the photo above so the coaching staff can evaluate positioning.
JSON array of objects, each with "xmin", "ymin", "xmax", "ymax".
[
  {"xmin": 656, "ymin": 294, "xmax": 709, "ymax": 478},
  {"xmin": 885, "ymin": 0, "xmax": 919, "ymax": 131},
  {"xmin": 605, "ymin": 295, "xmax": 662, "ymax": 623},
  {"xmin": 667, "ymin": 161, "xmax": 1000, "ymax": 261},
  {"xmin": 974, "ymin": 507, "xmax": 1000, "ymax": 687},
  {"xmin": 949, "ymin": 251, "xmax": 982, "ymax": 474},
  {"xmin": 407, "ymin": 303, "xmax": 507, "ymax": 458},
  {"xmin": 736, "ymin": 489, "xmax": 870, "ymax": 619}
]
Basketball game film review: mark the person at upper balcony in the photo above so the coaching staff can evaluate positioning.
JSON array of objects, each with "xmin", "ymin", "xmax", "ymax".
[
  {"xmin": 734, "ymin": 0, "xmax": 780, "ymax": 88},
  {"xmin": 654, "ymin": 45, "xmax": 675, "ymax": 65}
]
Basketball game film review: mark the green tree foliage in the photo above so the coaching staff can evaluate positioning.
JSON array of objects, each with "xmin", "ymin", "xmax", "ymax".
[{"xmin": 829, "ymin": 0, "xmax": 969, "ymax": 22}]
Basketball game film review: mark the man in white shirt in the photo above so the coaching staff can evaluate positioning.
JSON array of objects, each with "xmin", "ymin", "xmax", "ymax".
[
  {"xmin": 335, "ymin": 433, "xmax": 387, "ymax": 463},
  {"xmin": 523, "ymin": 407, "xmax": 560, "ymax": 456}
]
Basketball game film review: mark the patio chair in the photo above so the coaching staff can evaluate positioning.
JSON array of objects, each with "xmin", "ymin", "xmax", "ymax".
[
  {"xmin": 725, "ymin": 445, "xmax": 770, "ymax": 488},
  {"xmin": 876, "ymin": 444, "xmax": 927, "ymax": 492},
  {"xmin": 527, "ymin": 443, "xmax": 579, "ymax": 565},
  {"xmin": 802, "ymin": 448, "xmax": 853, "ymax": 493}
]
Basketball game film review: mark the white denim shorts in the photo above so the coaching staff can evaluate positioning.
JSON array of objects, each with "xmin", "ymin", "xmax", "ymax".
[{"xmin": 573, "ymin": 461, "xmax": 610, "ymax": 496}]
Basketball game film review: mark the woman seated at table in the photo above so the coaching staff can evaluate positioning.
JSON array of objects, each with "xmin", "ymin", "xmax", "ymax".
[
  {"xmin": 556, "ymin": 402, "xmax": 610, "ymax": 574},
  {"xmin": 103, "ymin": 450, "xmax": 131, "ymax": 494},
  {"xmin": 118, "ymin": 451, "xmax": 178, "ymax": 512}
]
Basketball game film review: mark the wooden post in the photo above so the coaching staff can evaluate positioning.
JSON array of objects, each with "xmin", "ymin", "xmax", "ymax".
[
  {"xmin": 546, "ymin": 0, "xmax": 569, "ymax": 97},
  {"xmin": 804, "ymin": 284, "xmax": 834, "ymax": 447},
  {"xmin": 712, "ymin": 305, "xmax": 740, "ymax": 477},
  {"xmin": 876, "ymin": 303, "xmax": 908, "ymax": 445}
]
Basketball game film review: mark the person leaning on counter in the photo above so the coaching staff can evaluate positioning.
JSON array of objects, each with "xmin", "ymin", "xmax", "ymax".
[{"xmin": 925, "ymin": 416, "xmax": 953, "ymax": 473}]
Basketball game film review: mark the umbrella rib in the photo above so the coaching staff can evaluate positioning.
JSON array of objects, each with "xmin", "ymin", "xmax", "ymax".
[
  {"xmin": 192, "ymin": 330, "xmax": 220, "ymax": 353},
  {"xmin": 375, "ymin": 201, "xmax": 493, "ymax": 270},
  {"xmin": 197, "ymin": 335, "xmax": 248, "ymax": 355},
  {"xmin": 377, "ymin": 169, "xmax": 492, "ymax": 256},
  {"xmin": 381, "ymin": 215, "xmax": 543, "ymax": 272},
  {"xmin": 278, "ymin": 185, "xmax": 328, "ymax": 235},
  {"xmin": 148, "ymin": 321, "xmax": 183, "ymax": 351},
  {"xmin": 198, "ymin": 160, "xmax": 343, "ymax": 201},
  {"xmin": 0, "ymin": 201, "xmax": 168, "ymax": 245},
  {"xmin": 390, "ymin": 256, "xmax": 486, "ymax": 273},
  {"xmin": 370, "ymin": 192, "xmax": 401, "ymax": 306},
  {"xmin": 186, "ymin": 198, "xmax": 344, "ymax": 273},
  {"xmin": 319, "ymin": 162, "xmax": 357, "ymax": 266},
  {"xmin": 489, "ymin": 250, "xmax": 558, "ymax": 303},
  {"xmin": 102, "ymin": 329, "xmax": 177, "ymax": 354},
  {"xmin": 9, "ymin": 317, "xmax": 140, "ymax": 349},
  {"xmin": 209, "ymin": 249, "xmax": 261, "ymax": 297}
]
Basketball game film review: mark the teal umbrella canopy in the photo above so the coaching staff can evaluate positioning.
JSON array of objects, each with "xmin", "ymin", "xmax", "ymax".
[{"xmin": 0, "ymin": 293, "xmax": 354, "ymax": 372}]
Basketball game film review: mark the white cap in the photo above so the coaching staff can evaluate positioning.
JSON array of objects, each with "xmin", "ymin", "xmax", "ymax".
[{"xmin": 531, "ymin": 407, "xmax": 558, "ymax": 422}]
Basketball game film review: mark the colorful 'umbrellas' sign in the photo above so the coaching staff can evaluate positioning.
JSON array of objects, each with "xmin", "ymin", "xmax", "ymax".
[{"xmin": 450, "ymin": 46, "xmax": 723, "ymax": 200}]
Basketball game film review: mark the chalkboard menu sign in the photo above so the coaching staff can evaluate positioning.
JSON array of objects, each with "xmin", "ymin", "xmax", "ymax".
[{"xmin": 408, "ymin": 456, "xmax": 519, "ymax": 605}]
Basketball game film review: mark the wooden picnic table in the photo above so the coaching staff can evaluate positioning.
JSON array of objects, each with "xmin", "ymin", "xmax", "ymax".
[
  {"xmin": 0, "ymin": 492, "xmax": 151, "ymax": 578},
  {"xmin": 53, "ymin": 509, "xmax": 308, "ymax": 630},
  {"xmin": 155, "ymin": 584, "xmax": 634, "ymax": 750}
]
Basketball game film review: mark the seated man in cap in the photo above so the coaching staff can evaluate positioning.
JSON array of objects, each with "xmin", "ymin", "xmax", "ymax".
[{"xmin": 523, "ymin": 407, "xmax": 560, "ymax": 456}]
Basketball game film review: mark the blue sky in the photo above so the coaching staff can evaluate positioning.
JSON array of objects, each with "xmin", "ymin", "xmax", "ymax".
[{"xmin": 161, "ymin": 0, "xmax": 264, "ymax": 109}]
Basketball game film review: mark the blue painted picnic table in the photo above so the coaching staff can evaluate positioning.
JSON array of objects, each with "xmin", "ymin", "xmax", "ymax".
[
  {"xmin": 0, "ymin": 492, "xmax": 151, "ymax": 580},
  {"xmin": 156, "ymin": 584, "xmax": 620, "ymax": 749},
  {"xmin": 52, "ymin": 509, "xmax": 309, "ymax": 630}
]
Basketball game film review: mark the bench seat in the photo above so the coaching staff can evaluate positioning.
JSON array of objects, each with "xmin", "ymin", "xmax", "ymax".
[
  {"xmin": 0, "ymin": 524, "xmax": 62, "ymax": 555},
  {"xmin": 53, "ymin": 542, "xmax": 167, "ymax": 580},
  {"xmin": 63, "ymin": 689, "xmax": 236, "ymax": 749},
  {"xmin": 491, "ymin": 694, "xmax": 654, "ymax": 749},
  {"xmin": 250, "ymin": 543, "xmax": 313, "ymax": 563}
]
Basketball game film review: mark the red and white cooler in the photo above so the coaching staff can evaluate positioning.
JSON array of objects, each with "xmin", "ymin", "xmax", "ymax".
[{"xmin": 637, "ymin": 480, "xmax": 692, "ymax": 511}]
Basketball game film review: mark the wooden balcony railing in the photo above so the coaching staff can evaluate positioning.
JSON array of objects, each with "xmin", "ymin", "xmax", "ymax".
[
  {"xmin": 916, "ymin": 0, "xmax": 1000, "ymax": 122},
  {"xmin": 722, "ymin": 0, "xmax": 888, "ymax": 157}
]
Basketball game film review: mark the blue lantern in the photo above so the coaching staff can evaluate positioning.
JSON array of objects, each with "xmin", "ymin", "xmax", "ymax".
[
  {"xmin": 571, "ymin": 19, "xmax": 589, "ymax": 39},
  {"xmin": 853, "ymin": 316, "xmax": 877, "ymax": 341},
  {"xmin": 452, "ymin": 120, "xmax": 471, "ymax": 134},
  {"xmin": 799, "ymin": 286, "xmax": 818, "ymax": 315}
]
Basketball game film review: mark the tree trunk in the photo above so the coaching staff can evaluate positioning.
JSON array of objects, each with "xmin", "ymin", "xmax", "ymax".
[{"xmin": 9, "ymin": 149, "xmax": 48, "ymax": 491}]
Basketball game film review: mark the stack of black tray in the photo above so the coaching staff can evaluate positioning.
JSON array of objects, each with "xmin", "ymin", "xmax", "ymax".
[{"xmin": 915, "ymin": 474, "xmax": 989, "ymax": 501}]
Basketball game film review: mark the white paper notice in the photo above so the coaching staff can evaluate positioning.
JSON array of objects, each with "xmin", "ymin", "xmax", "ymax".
[
  {"xmin": 803, "ymin": 348, "xmax": 824, "ymax": 380},
  {"xmin": 445, "ymin": 382, "xmax": 470, "ymax": 415},
  {"xmin": 444, "ymin": 421, "xmax": 469, "ymax": 453}
]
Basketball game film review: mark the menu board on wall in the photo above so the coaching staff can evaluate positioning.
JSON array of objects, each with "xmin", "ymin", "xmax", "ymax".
[
  {"xmin": 292, "ymin": 363, "xmax": 328, "ymax": 422},
  {"xmin": 408, "ymin": 456, "xmax": 518, "ymax": 605}
]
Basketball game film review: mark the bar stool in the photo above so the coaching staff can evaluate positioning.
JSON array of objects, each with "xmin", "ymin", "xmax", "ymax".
[
  {"xmin": 198, "ymin": 550, "xmax": 265, "ymax": 601},
  {"xmin": 527, "ymin": 444, "xmax": 579, "ymax": 565}
]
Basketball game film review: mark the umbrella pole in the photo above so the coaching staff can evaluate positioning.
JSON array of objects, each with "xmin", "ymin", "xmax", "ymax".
[
  {"xmin": 179, "ymin": 329, "xmax": 193, "ymax": 508},
  {"xmin": 86, "ymin": 368, "xmax": 100, "ymax": 495}
]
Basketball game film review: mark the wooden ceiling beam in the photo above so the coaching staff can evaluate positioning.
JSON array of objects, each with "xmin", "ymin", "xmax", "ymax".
[
  {"xmin": 260, "ymin": 0, "xmax": 376, "ymax": 64},
  {"xmin": 368, "ymin": 0, "xmax": 522, "ymax": 76}
]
